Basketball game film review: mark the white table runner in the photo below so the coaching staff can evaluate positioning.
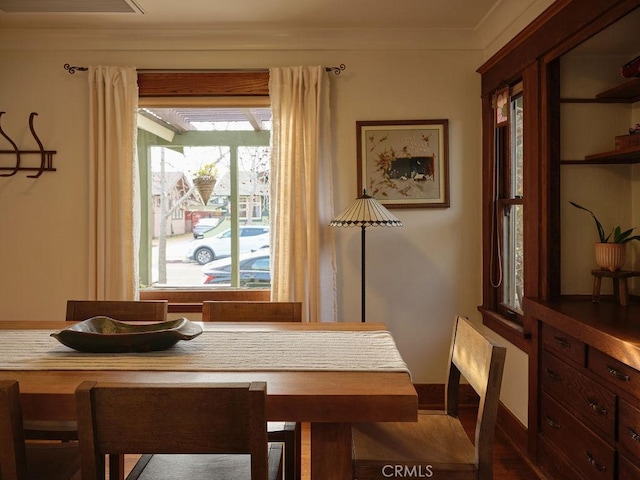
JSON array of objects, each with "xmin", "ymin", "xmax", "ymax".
[{"xmin": 0, "ymin": 329, "xmax": 410, "ymax": 375}]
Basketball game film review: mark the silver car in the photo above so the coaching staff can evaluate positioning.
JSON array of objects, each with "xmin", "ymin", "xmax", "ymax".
[{"xmin": 186, "ymin": 225, "xmax": 270, "ymax": 265}]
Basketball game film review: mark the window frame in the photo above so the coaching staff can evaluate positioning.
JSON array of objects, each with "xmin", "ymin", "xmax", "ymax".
[
  {"xmin": 480, "ymin": 80, "xmax": 532, "ymax": 351},
  {"xmin": 137, "ymin": 71, "xmax": 272, "ymax": 311},
  {"xmin": 496, "ymin": 88, "xmax": 524, "ymax": 321}
]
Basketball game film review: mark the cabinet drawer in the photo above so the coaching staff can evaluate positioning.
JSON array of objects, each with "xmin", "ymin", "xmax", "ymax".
[
  {"xmin": 589, "ymin": 348, "xmax": 640, "ymax": 398},
  {"xmin": 542, "ymin": 324, "xmax": 586, "ymax": 366},
  {"xmin": 619, "ymin": 455, "xmax": 640, "ymax": 480},
  {"xmin": 619, "ymin": 398, "xmax": 640, "ymax": 461},
  {"xmin": 538, "ymin": 435, "xmax": 583, "ymax": 480},
  {"xmin": 540, "ymin": 393, "xmax": 614, "ymax": 480},
  {"xmin": 542, "ymin": 352, "xmax": 616, "ymax": 438}
]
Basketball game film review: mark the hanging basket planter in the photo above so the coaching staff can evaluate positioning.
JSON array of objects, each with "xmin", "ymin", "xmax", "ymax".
[{"xmin": 193, "ymin": 176, "xmax": 216, "ymax": 206}]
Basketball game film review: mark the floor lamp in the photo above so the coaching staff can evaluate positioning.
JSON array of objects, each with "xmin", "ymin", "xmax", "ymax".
[{"xmin": 330, "ymin": 190, "xmax": 403, "ymax": 322}]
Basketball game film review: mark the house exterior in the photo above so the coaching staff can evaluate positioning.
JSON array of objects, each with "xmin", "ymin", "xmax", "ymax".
[{"xmin": 151, "ymin": 171, "xmax": 196, "ymax": 238}]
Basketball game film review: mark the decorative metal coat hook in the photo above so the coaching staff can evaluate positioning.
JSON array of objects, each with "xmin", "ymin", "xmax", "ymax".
[{"xmin": 0, "ymin": 112, "xmax": 57, "ymax": 178}]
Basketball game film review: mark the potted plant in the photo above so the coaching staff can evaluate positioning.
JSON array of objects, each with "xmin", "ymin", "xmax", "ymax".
[
  {"xmin": 192, "ymin": 163, "xmax": 218, "ymax": 206},
  {"xmin": 569, "ymin": 201, "xmax": 640, "ymax": 271}
]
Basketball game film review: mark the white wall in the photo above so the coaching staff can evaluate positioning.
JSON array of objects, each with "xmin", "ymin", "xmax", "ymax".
[{"xmin": 0, "ymin": 3, "xmax": 549, "ymax": 425}]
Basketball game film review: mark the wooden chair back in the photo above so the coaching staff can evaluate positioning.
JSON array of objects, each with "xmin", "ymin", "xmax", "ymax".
[
  {"xmin": 447, "ymin": 315, "xmax": 507, "ymax": 477},
  {"xmin": 201, "ymin": 301, "xmax": 302, "ymax": 322},
  {"xmin": 0, "ymin": 380, "xmax": 27, "ymax": 479},
  {"xmin": 75, "ymin": 381, "xmax": 270, "ymax": 480},
  {"xmin": 0, "ymin": 380, "xmax": 80, "ymax": 480},
  {"xmin": 66, "ymin": 300, "xmax": 168, "ymax": 322}
]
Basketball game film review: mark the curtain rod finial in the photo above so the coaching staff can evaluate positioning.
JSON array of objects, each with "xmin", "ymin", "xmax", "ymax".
[{"xmin": 325, "ymin": 64, "xmax": 346, "ymax": 76}]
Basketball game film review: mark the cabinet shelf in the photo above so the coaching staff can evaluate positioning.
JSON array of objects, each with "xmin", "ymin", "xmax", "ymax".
[
  {"xmin": 561, "ymin": 144, "xmax": 640, "ymax": 164},
  {"xmin": 595, "ymin": 77, "xmax": 640, "ymax": 103},
  {"xmin": 560, "ymin": 78, "xmax": 640, "ymax": 104}
]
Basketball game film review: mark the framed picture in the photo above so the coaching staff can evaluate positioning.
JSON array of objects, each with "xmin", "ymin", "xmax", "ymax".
[
  {"xmin": 356, "ymin": 119, "xmax": 449, "ymax": 208},
  {"xmin": 495, "ymin": 87, "xmax": 509, "ymax": 127}
]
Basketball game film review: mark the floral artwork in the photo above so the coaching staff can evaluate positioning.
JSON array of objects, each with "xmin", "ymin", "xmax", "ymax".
[{"xmin": 356, "ymin": 120, "xmax": 449, "ymax": 208}]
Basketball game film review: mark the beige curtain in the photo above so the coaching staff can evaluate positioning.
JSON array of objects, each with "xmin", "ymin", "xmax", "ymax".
[
  {"xmin": 88, "ymin": 66, "xmax": 140, "ymax": 300},
  {"xmin": 269, "ymin": 66, "xmax": 337, "ymax": 323}
]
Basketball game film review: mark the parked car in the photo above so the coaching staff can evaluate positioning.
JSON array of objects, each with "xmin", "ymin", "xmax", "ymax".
[
  {"xmin": 201, "ymin": 249, "xmax": 271, "ymax": 286},
  {"xmin": 192, "ymin": 218, "xmax": 220, "ymax": 238},
  {"xmin": 186, "ymin": 225, "xmax": 270, "ymax": 265}
]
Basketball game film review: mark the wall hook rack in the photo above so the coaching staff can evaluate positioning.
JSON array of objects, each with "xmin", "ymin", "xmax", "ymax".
[{"xmin": 0, "ymin": 112, "xmax": 56, "ymax": 178}]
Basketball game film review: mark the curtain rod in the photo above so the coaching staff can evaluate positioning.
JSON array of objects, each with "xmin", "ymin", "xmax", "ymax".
[{"xmin": 63, "ymin": 64, "xmax": 346, "ymax": 75}]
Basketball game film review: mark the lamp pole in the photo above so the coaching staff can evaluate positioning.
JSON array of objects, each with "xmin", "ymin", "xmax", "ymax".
[{"xmin": 361, "ymin": 225, "xmax": 366, "ymax": 323}]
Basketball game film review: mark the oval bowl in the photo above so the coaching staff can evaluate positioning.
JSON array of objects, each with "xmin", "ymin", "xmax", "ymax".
[{"xmin": 51, "ymin": 317, "xmax": 203, "ymax": 353}]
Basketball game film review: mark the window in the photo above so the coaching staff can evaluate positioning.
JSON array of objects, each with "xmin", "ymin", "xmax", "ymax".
[
  {"xmin": 485, "ymin": 82, "xmax": 525, "ymax": 327},
  {"xmin": 138, "ymin": 110, "xmax": 271, "ymax": 288}
]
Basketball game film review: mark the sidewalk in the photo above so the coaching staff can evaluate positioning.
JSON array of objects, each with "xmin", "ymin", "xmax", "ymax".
[{"xmin": 152, "ymin": 233, "xmax": 193, "ymax": 263}]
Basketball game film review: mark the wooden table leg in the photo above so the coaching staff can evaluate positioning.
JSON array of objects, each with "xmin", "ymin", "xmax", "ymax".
[
  {"xmin": 109, "ymin": 454, "xmax": 124, "ymax": 480},
  {"xmin": 310, "ymin": 422, "xmax": 352, "ymax": 480}
]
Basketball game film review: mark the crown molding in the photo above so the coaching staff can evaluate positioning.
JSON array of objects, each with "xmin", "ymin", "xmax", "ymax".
[{"xmin": 0, "ymin": 26, "xmax": 484, "ymax": 51}]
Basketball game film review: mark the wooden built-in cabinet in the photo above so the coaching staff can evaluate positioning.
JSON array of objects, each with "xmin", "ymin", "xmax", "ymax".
[
  {"xmin": 478, "ymin": 0, "xmax": 640, "ymax": 477},
  {"xmin": 526, "ymin": 298, "xmax": 640, "ymax": 479}
]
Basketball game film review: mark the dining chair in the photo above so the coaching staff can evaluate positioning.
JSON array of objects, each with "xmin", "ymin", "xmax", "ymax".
[
  {"xmin": 352, "ymin": 315, "xmax": 507, "ymax": 480},
  {"xmin": 201, "ymin": 300, "xmax": 302, "ymax": 480},
  {"xmin": 0, "ymin": 380, "xmax": 81, "ymax": 480},
  {"xmin": 65, "ymin": 300, "xmax": 168, "ymax": 322},
  {"xmin": 23, "ymin": 300, "xmax": 170, "ymax": 443},
  {"xmin": 75, "ymin": 381, "xmax": 282, "ymax": 480}
]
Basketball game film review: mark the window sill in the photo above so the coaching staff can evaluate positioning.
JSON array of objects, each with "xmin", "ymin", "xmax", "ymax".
[
  {"xmin": 478, "ymin": 307, "xmax": 531, "ymax": 353},
  {"xmin": 140, "ymin": 288, "xmax": 270, "ymax": 313}
]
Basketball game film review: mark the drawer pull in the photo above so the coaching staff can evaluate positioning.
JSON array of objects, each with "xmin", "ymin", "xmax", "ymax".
[
  {"xmin": 587, "ymin": 400, "xmax": 607, "ymax": 416},
  {"xmin": 553, "ymin": 336, "xmax": 570, "ymax": 348},
  {"xmin": 585, "ymin": 452, "xmax": 606, "ymax": 472},
  {"xmin": 544, "ymin": 416, "xmax": 561, "ymax": 429},
  {"xmin": 606, "ymin": 365, "xmax": 630, "ymax": 381},
  {"xmin": 627, "ymin": 426, "xmax": 640, "ymax": 442},
  {"xmin": 545, "ymin": 368, "xmax": 561, "ymax": 381}
]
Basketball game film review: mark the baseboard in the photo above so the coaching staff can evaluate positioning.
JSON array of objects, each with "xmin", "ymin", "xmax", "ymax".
[{"xmin": 496, "ymin": 401, "xmax": 528, "ymax": 457}]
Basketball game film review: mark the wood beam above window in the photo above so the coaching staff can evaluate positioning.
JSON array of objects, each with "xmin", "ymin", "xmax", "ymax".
[{"xmin": 137, "ymin": 71, "xmax": 270, "ymax": 97}]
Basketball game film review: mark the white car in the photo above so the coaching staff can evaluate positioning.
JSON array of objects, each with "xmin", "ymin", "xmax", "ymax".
[{"xmin": 186, "ymin": 225, "xmax": 270, "ymax": 265}]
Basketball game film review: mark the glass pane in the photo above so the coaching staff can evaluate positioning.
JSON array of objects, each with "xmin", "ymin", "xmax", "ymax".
[
  {"xmin": 502, "ymin": 203, "xmax": 524, "ymax": 313},
  {"xmin": 140, "ymin": 107, "xmax": 271, "ymax": 289},
  {"xmin": 511, "ymin": 95, "xmax": 524, "ymax": 198}
]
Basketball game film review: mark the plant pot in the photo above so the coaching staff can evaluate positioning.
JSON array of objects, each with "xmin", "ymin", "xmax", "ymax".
[
  {"xmin": 594, "ymin": 242, "xmax": 626, "ymax": 272},
  {"xmin": 193, "ymin": 177, "xmax": 216, "ymax": 206}
]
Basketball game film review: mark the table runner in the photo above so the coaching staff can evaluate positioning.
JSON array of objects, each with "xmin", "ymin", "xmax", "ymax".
[{"xmin": 0, "ymin": 329, "xmax": 410, "ymax": 375}]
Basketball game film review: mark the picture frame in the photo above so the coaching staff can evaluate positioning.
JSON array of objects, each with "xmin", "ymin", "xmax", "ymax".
[
  {"xmin": 495, "ymin": 86, "xmax": 509, "ymax": 127},
  {"xmin": 356, "ymin": 119, "xmax": 449, "ymax": 208}
]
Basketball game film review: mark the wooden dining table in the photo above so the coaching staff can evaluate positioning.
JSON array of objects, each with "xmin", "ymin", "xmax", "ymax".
[{"xmin": 0, "ymin": 320, "xmax": 417, "ymax": 480}]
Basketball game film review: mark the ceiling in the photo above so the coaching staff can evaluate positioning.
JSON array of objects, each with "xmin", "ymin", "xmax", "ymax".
[{"xmin": 0, "ymin": 0, "xmax": 505, "ymax": 30}]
